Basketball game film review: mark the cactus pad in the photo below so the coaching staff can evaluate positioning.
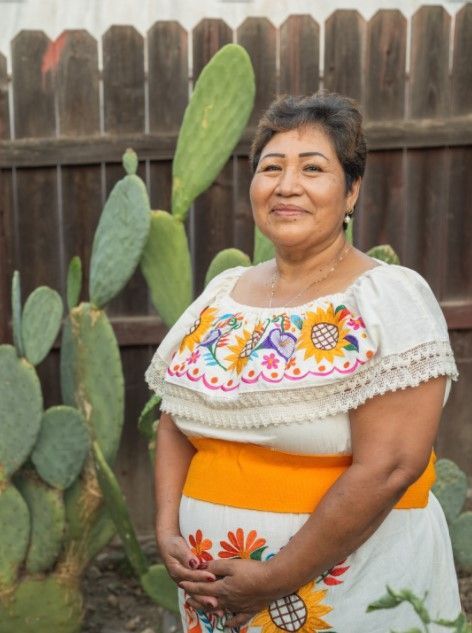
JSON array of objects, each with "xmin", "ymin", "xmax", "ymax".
[
  {"xmin": 123, "ymin": 148, "xmax": 138, "ymax": 175},
  {"xmin": 67, "ymin": 256, "xmax": 82, "ymax": 311},
  {"xmin": 172, "ymin": 44, "xmax": 255, "ymax": 220},
  {"xmin": 141, "ymin": 563, "xmax": 179, "ymax": 614},
  {"xmin": 0, "ymin": 345, "xmax": 43, "ymax": 477},
  {"xmin": 253, "ymin": 227, "xmax": 275, "ymax": 265},
  {"xmin": 21, "ymin": 287, "xmax": 63, "ymax": 366},
  {"xmin": 138, "ymin": 394, "xmax": 160, "ymax": 441},
  {"xmin": 0, "ymin": 483, "xmax": 30, "ymax": 589},
  {"xmin": 32, "ymin": 406, "xmax": 90, "ymax": 490},
  {"xmin": 141, "ymin": 211, "xmax": 192, "ymax": 327},
  {"xmin": 432, "ymin": 458, "xmax": 468, "ymax": 523},
  {"xmin": 11, "ymin": 271, "xmax": 24, "ymax": 358},
  {"xmin": 450, "ymin": 511, "xmax": 472, "ymax": 572},
  {"xmin": 205, "ymin": 248, "xmax": 251, "ymax": 286},
  {"xmin": 93, "ymin": 442, "xmax": 148, "ymax": 577},
  {"xmin": 60, "ymin": 304, "xmax": 124, "ymax": 463},
  {"xmin": 89, "ymin": 162, "xmax": 151, "ymax": 308},
  {"xmin": 16, "ymin": 475, "xmax": 65, "ymax": 574},
  {"xmin": 0, "ymin": 576, "xmax": 83, "ymax": 633},
  {"xmin": 366, "ymin": 244, "xmax": 400, "ymax": 265}
]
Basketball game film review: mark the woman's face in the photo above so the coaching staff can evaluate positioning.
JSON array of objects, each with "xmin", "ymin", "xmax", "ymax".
[{"xmin": 250, "ymin": 125, "xmax": 360, "ymax": 251}]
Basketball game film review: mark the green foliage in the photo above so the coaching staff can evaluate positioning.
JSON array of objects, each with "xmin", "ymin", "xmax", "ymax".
[
  {"xmin": 205, "ymin": 248, "xmax": 251, "ymax": 286},
  {"xmin": 0, "ymin": 483, "xmax": 29, "ymax": 589},
  {"xmin": 0, "ymin": 576, "xmax": 83, "ymax": 633},
  {"xmin": 141, "ymin": 564, "xmax": 180, "ymax": 614},
  {"xmin": 67, "ymin": 256, "xmax": 82, "ymax": 311},
  {"xmin": 60, "ymin": 304, "xmax": 124, "ymax": 464},
  {"xmin": 89, "ymin": 165, "xmax": 151, "ymax": 308},
  {"xmin": 16, "ymin": 475, "xmax": 65, "ymax": 574},
  {"xmin": 0, "ymin": 345, "xmax": 43, "ymax": 478},
  {"xmin": 21, "ymin": 287, "xmax": 63, "ymax": 366},
  {"xmin": 11, "ymin": 271, "xmax": 24, "ymax": 358},
  {"xmin": 32, "ymin": 406, "xmax": 89, "ymax": 490},
  {"xmin": 367, "ymin": 244, "xmax": 401, "ymax": 265},
  {"xmin": 367, "ymin": 586, "xmax": 471, "ymax": 633},
  {"xmin": 253, "ymin": 226, "xmax": 275, "ymax": 265},
  {"xmin": 172, "ymin": 44, "xmax": 255, "ymax": 220},
  {"xmin": 122, "ymin": 147, "xmax": 138, "ymax": 175},
  {"xmin": 138, "ymin": 394, "xmax": 160, "ymax": 442},
  {"xmin": 141, "ymin": 211, "xmax": 193, "ymax": 327},
  {"xmin": 450, "ymin": 512, "xmax": 472, "ymax": 573}
]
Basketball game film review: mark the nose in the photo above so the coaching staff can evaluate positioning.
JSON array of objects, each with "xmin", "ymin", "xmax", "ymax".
[{"xmin": 274, "ymin": 166, "xmax": 303, "ymax": 197}]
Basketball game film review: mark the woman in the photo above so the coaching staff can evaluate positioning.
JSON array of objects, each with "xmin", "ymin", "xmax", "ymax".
[{"xmin": 145, "ymin": 92, "xmax": 461, "ymax": 632}]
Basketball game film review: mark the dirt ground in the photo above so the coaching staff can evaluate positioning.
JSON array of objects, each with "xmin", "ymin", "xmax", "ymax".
[{"xmin": 81, "ymin": 541, "xmax": 471, "ymax": 633}]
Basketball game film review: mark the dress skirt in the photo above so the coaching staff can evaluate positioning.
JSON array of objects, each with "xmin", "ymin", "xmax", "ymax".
[{"xmin": 178, "ymin": 493, "xmax": 461, "ymax": 633}]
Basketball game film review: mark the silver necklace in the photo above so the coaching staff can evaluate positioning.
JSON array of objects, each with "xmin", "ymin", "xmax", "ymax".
[{"xmin": 268, "ymin": 244, "xmax": 352, "ymax": 308}]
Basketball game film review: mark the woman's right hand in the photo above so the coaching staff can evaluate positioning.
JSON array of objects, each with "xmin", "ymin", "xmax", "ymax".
[{"xmin": 158, "ymin": 533, "xmax": 220, "ymax": 612}]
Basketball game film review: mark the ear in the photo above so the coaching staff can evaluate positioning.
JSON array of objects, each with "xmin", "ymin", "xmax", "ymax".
[{"xmin": 346, "ymin": 177, "xmax": 362, "ymax": 210}]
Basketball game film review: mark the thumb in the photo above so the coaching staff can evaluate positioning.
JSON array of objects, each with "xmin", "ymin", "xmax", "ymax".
[
  {"xmin": 206, "ymin": 559, "xmax": 234, "ymax": 576},
  {"xmin": 175, "ymin": 538, "xmax": 199, "ymax": 569}
]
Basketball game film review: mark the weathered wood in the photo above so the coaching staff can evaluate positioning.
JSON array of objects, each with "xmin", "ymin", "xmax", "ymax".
[
  {"xmin": 192, "ymin": 19, "xmax": 234, "ymax": 292},
  {"xmin": 358, "ymin": 10, "xmax": 407, "ymax": 258},
  {"xmin": 445, "ymin": 7, "xmax": 472, "ymax": 301},
  {"xmin": 279, "ymin": 15, "xmax": 319, "ymax": 95},
  {"xmin": 324, "ymin": 11, "xmax": 366, "ymax": 102},
  {"xmin": 12, "ymin": 31, "xmax": 61, "ymax": 297},
  {"xmin": 148, "ymin": 21, "xmax": 188, "ymax": 212},
  {"xmin": 233, "ymin": 157, "xmax": 254, "ymax": 260},
  {"xmin": 0, "ymin": 170, "xmax": 13, "ymax": 343},
  {"xmin": 57, "ymin": 31, "xmax": 100, "ymax": 135},
  {"xmin": 406, "ymin": 7, "xmax": 451, "ymax": 295},
  {"xmin": 0, "ymin": 53, "xmax": 10, "ymax": 140},
  {"xmin": 2, "ymin": 114, "xmax": 472, "ymax": 168},
  {"xmin": 103, "ymin": 26, "xmax": 145, "ymax": 134}
]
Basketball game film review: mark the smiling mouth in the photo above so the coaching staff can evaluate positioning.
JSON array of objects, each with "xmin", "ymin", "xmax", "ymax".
[{"xmin": 271, "ymin": 206, "xmax": 308, "ymax": 215}]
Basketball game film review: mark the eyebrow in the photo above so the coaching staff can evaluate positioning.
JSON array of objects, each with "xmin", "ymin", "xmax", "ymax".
[{"xmin": 260, "ymin": 151, "xmax": 329, "ymax": 161}]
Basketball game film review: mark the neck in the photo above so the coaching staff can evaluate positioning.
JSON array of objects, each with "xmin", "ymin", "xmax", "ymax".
[{"xmin": 273, "ymin": 233, "xmax": 348, "ymax": 282}]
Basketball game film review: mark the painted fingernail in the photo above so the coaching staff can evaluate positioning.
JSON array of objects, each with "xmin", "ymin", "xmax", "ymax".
[
  {"xmin": 188, "ymin": 559, "xmax": 198, "ymax": 569},
  {"xmin": 198, "ymin": 561, "xmax": 208, "ymax": 569},
  {"xmin": 206, "ymin": 576, "xmax": 215, "ymax": 582}
]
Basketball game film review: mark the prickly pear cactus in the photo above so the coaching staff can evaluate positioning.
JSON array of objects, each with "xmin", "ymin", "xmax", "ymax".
[
  {"xmin": 433, "ymin": 458, "xmax": 472, "ymax": 571},
  {"xmin": 205, "ymin": 248, "xmax": 251, "ymax": 286},
  {"xmin": 366, "ymin": 244, "xmax": 400, "ymax": 265}
]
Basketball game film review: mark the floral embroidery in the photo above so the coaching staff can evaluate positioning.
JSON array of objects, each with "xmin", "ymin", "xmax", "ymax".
[
  {"xmin": 167, "ymin": 301, "xmax": 374, "ymax": 392},
  {"xmin": 250, "ymin": 582, "xmax": 332, "ymax": 632},
  {"xmin": 318, "ymin": 559, "xmax": 350, "ymax": 586},
  {"xmin": 188, "ymin": 529, "xmax": 213, "ymax": 562},
  {"xmin": 218, "ymin": 528, "xmax": 267, "ymax": 560}
]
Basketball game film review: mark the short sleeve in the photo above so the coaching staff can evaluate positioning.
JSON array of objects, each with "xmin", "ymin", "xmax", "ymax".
[
  {"xmin": 345, "ymin": 263, "xmax": 458, "ymax": 403},
  {"xmin": 144, "ymin": 266, "xmax": 245, "ymax": 398}
]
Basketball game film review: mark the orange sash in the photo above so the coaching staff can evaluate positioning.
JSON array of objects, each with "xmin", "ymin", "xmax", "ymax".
[{"xmin": 183, "ymin": 438, "xmax": 436, "ymax": 513}]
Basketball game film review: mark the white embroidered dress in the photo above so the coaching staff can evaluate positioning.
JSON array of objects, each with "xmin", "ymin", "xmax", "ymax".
[{"xmin": 145, "ymin": 262, "xmax": 461, "ymax": 633}]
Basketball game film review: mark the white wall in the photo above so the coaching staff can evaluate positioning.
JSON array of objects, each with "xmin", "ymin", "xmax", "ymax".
[{"xmin": 0, "ymin": 0, "xmax": 466, "ymax": 72}]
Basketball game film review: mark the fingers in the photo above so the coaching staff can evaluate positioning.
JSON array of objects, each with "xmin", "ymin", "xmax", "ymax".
[
  {"xmin": 179, "ymin": 579, "xmax": 221, "ymax": 597},
  {"xmin": 170, "ymin": 561, "xmax": 216, "ymax": 584},
  {"xmin": 225, "ymin": 612, "xmax": 255, "ymax": 628},
  {"xmin": 206, "ymin": 558, "xmax": 236, "ymax": 576},
  {"xmin": 186, "ymin": 595, "xmax": 220, "ymax": 612}
]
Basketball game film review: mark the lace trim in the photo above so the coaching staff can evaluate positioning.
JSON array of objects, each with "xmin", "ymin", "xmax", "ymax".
[{"xmin": 144, "ymin": 341, "xmax": 458, "ymax": 428}]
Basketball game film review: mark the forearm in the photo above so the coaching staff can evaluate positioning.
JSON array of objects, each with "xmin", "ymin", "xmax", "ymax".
[
  {"xmin": 267, "ymin": 461, "xmax": 414, "ymax": 596},
  {"xmin": 154, "ymin": 413, "xmax": 195, "ymax": 544}
]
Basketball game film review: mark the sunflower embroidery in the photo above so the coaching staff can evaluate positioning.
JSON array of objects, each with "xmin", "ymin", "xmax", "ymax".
[
  {"xmin": 179, "ymin": 306, "xmax": 218, "ymax": 353},
  {"xmin": 218, "ymin": 528, "xmax": 267, "ymax": 560},
  {"xmin": 250, "ymin": 582, "xmax": 332, "ymax": 633},
  {"xmin": 224, "ymin": 329, "xmax": 254, "ymax": 374},
  {"xmin": 297, "ymin": 304, "xmax": 358, "ymax": 364},
  {"xmin": 188, "ymin": 529, "xmax": 213, "ymax": 563}
]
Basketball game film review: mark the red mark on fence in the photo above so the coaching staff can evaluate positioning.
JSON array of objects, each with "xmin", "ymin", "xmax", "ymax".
[{"xmin": 41, "ymin": 33, "xmax": 68, "ymax": 78}]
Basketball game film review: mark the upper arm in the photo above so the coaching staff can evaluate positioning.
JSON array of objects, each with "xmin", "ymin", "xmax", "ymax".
[{"xmin": 349, "ymin": 377, "xmax": 447, "ymax": 482}]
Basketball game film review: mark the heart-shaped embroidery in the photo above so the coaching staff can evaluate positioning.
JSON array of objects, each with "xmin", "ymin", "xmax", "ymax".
[{"xmin": 267, "ymin": 329, "xmax": 296, "ymax": 360}]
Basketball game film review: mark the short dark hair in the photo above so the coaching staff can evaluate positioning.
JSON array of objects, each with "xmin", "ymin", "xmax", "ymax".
[{"xmin": 250, "ymin": 92, "xmax": 367, "ymax": 193}]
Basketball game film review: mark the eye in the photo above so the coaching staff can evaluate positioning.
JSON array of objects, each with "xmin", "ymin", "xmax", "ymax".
[
  {"xmin": 304, "ymin": 164, "xmax": 322, "ymax": 173},
  {"xmin": 258, "ymin": 163, "xmax": 282, "ymax": 172}
]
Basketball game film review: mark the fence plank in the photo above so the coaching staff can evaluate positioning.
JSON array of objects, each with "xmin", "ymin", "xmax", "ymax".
[
  {"xmin": 103, "ymin": 26, "xmax": 145, "ymax": 134},
  {"xmin": 103, "ymin": 26, "xmax": 148, "ymax": 316},
  {"xmin": 0, "ymin": 170, "xmax": 13, "ymax": 343},
  {"xmin": 12, "ymin": 31, "xmax": 61, "ymax": 298},
  {"xmin": 0, "ymin": 53, "xmax": 10, "ymax": 140},
  {"xmin": 324, "ymin": 11, "xmax": 366, "ymax": 102},
  {"xmin": 279, "ymin": 15, "xmax": 319, "ymax": 95},
  {"xmin": 192, "ymin": 19, "xmax": 233, "ymax": 292},
  {"xmin": 148, "ymin": 21, "xmax": 188, "ymax": 212},
  {"xmin": 406, "ymin": 7, "xmax": 451, "ymax": 294},
  {"xmin": 445, "ymin": 4, "xmax": 472, "ymax": 301},
  {"xmin": 57, "ymin": 30, "xmax": 101, "ymax": 304},
  {"xmin": 358, "ymin": 10, "xmax": 406, "ymax": 257}
]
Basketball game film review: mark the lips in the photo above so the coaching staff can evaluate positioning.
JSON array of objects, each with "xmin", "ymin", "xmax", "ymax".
[{"xmin": 271, "ymin": 205, "xmax": 307, "ymax": 215}]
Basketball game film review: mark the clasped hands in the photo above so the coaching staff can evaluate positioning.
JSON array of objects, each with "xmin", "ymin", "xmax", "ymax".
[{"xmin": 160, "ymin": 535, "xmax": 283, "ymax": 628}]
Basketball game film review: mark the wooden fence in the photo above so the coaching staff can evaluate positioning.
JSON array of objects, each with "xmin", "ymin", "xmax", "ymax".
[{"xmin": 0, "ymin": 7, "xmax": 471, "ymax": 531}]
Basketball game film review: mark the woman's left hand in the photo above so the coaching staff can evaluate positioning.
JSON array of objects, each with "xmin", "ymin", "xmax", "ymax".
[{"xmin": 179, "ymin": 558, "xmax": 282, "ymax": 620}]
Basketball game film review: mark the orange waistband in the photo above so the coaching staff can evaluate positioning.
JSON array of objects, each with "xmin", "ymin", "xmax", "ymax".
[{"xmin": 183, "ymin": 438, "xmax": 436, "ymax": 513}]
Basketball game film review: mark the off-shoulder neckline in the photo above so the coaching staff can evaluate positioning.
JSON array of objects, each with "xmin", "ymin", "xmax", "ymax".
[{"xmin": 224, "ymin": 259, "xmax": 388, "ymax": 312}]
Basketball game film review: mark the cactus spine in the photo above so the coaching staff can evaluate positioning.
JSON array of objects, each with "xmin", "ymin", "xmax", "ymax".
[{"xmin": 0, "ymin": 149, "xmax": 151, "ymax": 631}]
